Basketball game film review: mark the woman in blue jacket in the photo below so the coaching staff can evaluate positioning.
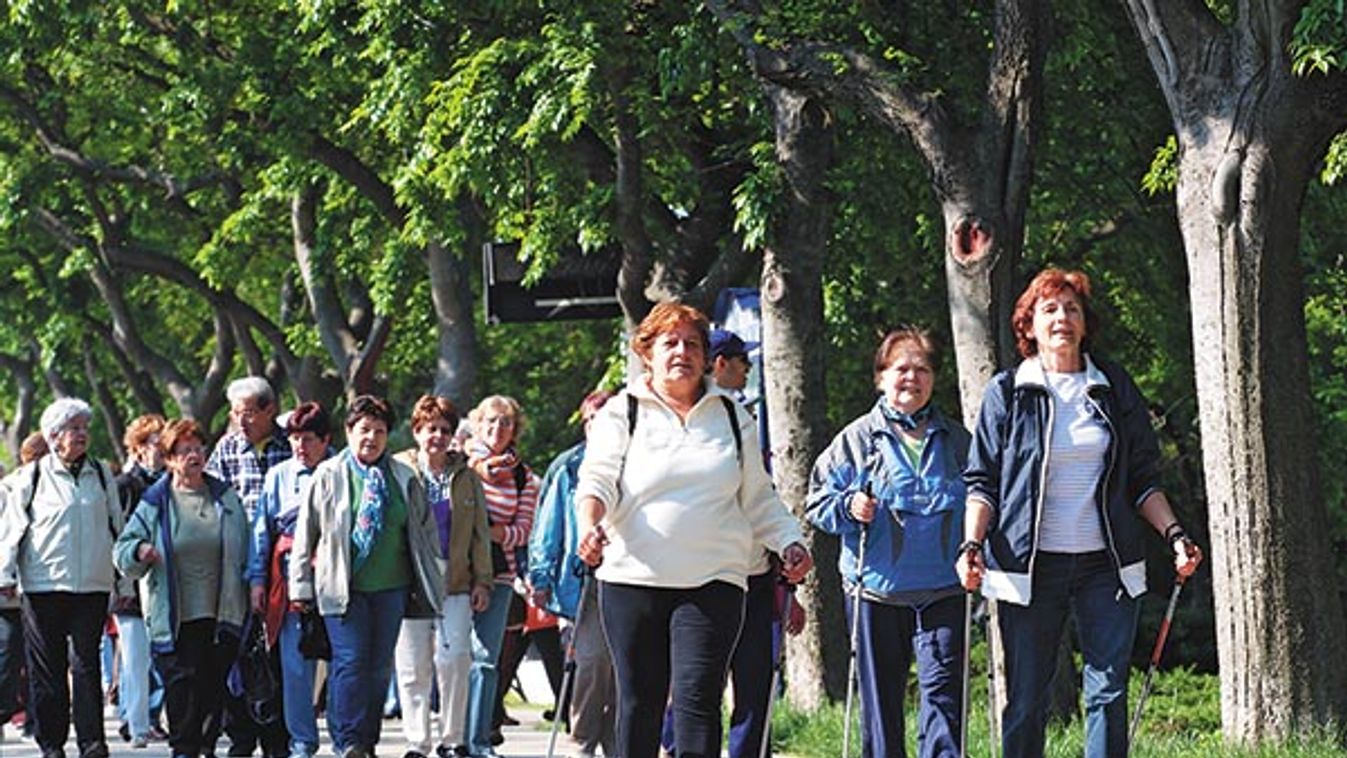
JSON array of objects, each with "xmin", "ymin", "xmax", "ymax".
[
  {"xmin": 956, "ymin": 268, "xmax": 1202, "ymax": 758},
  {"xmin": 807, "ymin": 326, "xmax": 970, "ymax": 758}
]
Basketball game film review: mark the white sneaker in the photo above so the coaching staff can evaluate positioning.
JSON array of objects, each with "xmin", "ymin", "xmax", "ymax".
[{"xmin": 132, "ymin": 736, "xmax": 150, "ymax": 749}]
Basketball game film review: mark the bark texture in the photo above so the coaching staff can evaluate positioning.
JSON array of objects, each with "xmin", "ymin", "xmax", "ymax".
[
  {"xmin": 1121, "ymin": 0, "xmax": 1347, "ymax": 741},
  {"xmin": 757, "ymin": 87, "xmax": 842, "ymax": 707}
]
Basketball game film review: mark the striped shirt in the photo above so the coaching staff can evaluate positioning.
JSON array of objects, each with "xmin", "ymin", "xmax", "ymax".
[
  {"xmin": 1039, "ymin": 371, "xmax": 1110, "ymax": 553},
  {"xmin": 469, "ymin": 444, "xmax": 540, "ymax": 581}
]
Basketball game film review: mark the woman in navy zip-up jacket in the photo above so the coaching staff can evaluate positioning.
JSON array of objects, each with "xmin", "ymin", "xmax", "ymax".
[
  {"xmin": 807, "ymin": 326, "xmax": 970, "ymax": 758},
  {"xmin": 956, "ymin": 269, "xmax": 1202, "ymax": 758}
]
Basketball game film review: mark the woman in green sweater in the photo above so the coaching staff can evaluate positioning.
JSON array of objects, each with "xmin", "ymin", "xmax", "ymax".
[{"xmin": 288, "ymin": 395, "xmax": 444, "ymax": 758}]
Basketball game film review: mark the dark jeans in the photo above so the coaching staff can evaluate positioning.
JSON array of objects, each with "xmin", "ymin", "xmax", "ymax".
[
  {"xmin": 845, "ymin": 592, "xmax": 965, "ymax": 758},
  {"xmin": 323, "ymin": 588, "xmax": 407, "ymax": 752},
  {"xmin": 155, "ymin": 619, "xmax": 235, "ymax": 758},
  {"xmin": 0, "ymin": 607, "xmax": 23, "ymax": 720},
  {"xmin": 998, "ymin": 551, "xmax": 1139, "ymax": 758},
  {"xmin": 727, "ymin": 570, "xmax": 776, "ymax": 758},
  {"xmin": 600, "ymin": 580, "xmax": 745, "ymax": 758},
  {"xmin": 23, "ymin": 591, "xmax": 108, "ymax": 756}
]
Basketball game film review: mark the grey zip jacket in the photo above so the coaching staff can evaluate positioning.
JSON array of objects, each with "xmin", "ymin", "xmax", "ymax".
[
  {"xmin": 288, "ymin": 451, "xmax": 444, "ymax": 617},
  {"xmin": 0, "ymin": 454, "xmax": 123, "ymax": 594}
]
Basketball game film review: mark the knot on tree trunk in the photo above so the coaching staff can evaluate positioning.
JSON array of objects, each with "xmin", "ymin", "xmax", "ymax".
[{"xmin": 950, "ymin": 216, "xmax": 994, "ymax": 265}]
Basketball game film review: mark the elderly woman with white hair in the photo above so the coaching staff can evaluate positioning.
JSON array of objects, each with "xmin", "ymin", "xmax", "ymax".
[{"xmin": 0, "ymin": 397, "xmax": 123, "ymax": 758}]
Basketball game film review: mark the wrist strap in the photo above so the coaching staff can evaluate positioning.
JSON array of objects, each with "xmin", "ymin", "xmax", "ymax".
[{"xmin": 958, "ymin": 539, "xmax": 983, "ymax": 557}]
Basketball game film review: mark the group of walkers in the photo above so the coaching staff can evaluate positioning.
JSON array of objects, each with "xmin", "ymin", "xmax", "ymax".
[{"xmin": 0, "ymin": 265, "xmax": 1203, "ymax": 758}]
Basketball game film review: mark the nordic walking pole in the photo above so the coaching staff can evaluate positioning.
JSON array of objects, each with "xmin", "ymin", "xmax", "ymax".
[
  {"xmin": 546, "ymin": 567, "xmax": 593, "ymax": 758},
  {"xmin": 841, "ymin": 520, "xmax": 868, "ymax": 758},
  {"xmin": 758, "ymin": 585, "xmax": 795, "ymax": 758},
  {"xmin": 960, "ymin": 590, "xmax": 972, "ymax": 758},
  {"xmin": 1127, "ymin": 574, "xmax": 1187, "ymax": 744}
]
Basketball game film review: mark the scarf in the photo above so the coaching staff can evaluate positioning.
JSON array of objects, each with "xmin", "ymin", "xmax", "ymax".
[
  {"xmin": 346, "ymin": 449, "xmax": 388, "ymax": 573},
  {"xmin": 879, "ymin": 398, "xmax": 933, "ymax": 432}
]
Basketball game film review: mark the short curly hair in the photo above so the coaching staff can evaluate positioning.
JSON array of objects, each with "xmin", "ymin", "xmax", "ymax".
[
  {"xmin": 1011, "ymin": 267, "xmax": 1099, "ymax": 359},
  {"xmin": 468, "ymin": 395, "xmax": 525, "ymax": 443},
  {"xmin": 158, "ymin": 419, "xmax": 207, "ymax": 457},
  {"xmin": 630, "ymin": 302, "xmax": 710, "ymax": 370},
  {"xmin": 286, "ymin": 402, "xmax": 332, "ymax": 438},
  {"xmin": 873, "ymin": 326, "xmax": 939, "ymax": 388},
  {"xmin": 410, "ymin": 395, "xmax": 460, "ymax": 434},
  {"xmin": 345, "ymin": 395, "xmax": 395, "ymax": 431},
  {"xmin": 123, "ymin": 414, "xmax": 167, "ymax": 452}
]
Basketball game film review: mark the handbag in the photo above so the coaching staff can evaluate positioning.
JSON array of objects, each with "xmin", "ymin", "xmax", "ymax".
[
  {"xmin": 229, "ymin": 617, "xmax": 282, "ymax": 726},
  {"xmin": 298, "ymin": 606, "xmax": 332, "ymax": 661}
]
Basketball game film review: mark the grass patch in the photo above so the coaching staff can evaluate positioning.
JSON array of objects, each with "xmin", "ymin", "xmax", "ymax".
[{"xmin": 767, "ymin": 645, "xmax": 1347, "ymax": 757}]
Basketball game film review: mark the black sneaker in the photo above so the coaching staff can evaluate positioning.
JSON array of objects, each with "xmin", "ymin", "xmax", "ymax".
[
  {"xmin": 434, "ymin": 745, "xmax": 469, "ymax": 758},
  {"xmin": 403, "ymin": 752, "xmax": 427, "ymax": 758},
  {"xmin": 80, "ymin": 743, "xmax": 110, "ymax": 758}
]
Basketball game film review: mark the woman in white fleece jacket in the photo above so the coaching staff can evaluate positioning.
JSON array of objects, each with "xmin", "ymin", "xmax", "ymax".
[{"xmin": 575, "ymin": 302, "xmax": 813, "ymax": 758}]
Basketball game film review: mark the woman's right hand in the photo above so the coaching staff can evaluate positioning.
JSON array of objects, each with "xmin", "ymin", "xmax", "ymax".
[
  {"xmin": 577, "ymin": 525, "xmax": 608, "ymax": 568},
  {"xmin": 136, "ymin": 542, "xmax": 161, "ymax": 564},
  {"xmin": 848, "ymin": 491, "xmax": 876, "ymax": 523},
  {"xmin": 955, "ymin": 547, "xmax": 984, "ymax": 591}
]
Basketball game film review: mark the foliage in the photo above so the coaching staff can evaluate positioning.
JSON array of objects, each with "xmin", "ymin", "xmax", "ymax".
[
  {"xmin": 1290, "ymin": 0, "xmax": 1347, "ymax": 76},
  {"xmin": 771, "ymin": 651, "xmax": 1346, "ymax": 757}
]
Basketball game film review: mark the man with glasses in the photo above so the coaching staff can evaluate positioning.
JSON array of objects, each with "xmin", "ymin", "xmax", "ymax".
[{"xmin": 207, "ymin": 377, "xmax": 292, "ymax": 758}]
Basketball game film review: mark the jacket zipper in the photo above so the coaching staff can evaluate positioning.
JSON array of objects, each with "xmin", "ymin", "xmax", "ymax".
[
  {"xmin": 1087, "ymin": 391, "xmax": 1124, "ymax": 576},
  {"xmin": 1028, "ymin": 390, "xmax": 1053, "ymax": 584}
]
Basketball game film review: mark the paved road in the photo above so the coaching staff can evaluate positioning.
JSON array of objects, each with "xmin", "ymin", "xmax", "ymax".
[{"xmin": 0, "ymin": 662, "xmax": 566, "ymax": 758}]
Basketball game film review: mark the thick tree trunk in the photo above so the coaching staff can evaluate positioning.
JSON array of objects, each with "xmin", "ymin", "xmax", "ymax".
[
  {"xmin": 1178, "ymin": 133, "xmax": 1347, "ymax": 742},
  {"xmin": 757, "ymin": 87, "xmax": 842, "ymax": 708},
  {"xmin": 1120, "ymin": 0, "xmax": 1347, "ymax": 741}
]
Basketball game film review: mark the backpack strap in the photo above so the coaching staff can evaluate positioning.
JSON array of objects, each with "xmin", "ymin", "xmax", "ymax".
[
  {"xmin": 719, "ymin": 396, "xmax": 743, "ymax": 466},
  {"xmin": 26, "ymin": 459, "xmax": 119, "ymax": 540},
  {"xmin": 626, "ymin": 393, "xmax": 639, "ymax": 436}
]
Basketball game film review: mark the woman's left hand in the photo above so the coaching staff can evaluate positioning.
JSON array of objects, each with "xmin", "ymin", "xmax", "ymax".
[
  {"xmin": 1173, "ymin": 537, "xmax": 1203, "ymax": 578},
  {"xmin": 779, "ymin": 542, "xmax": 813, "ymax": 584},
  {"xmin": 490, "ymin": 523, "xmax": 507, "ymax": 543}
]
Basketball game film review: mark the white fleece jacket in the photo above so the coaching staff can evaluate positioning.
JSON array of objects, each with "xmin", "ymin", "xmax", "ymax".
[{"xmin": 574, "ymin": 378, "xmax": 802, "ymax": 591}]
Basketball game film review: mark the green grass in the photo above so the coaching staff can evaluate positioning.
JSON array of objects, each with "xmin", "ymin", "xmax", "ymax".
[{"xmin": 768, "ymin": 647, "xmax": 1347, "ymax": 757}]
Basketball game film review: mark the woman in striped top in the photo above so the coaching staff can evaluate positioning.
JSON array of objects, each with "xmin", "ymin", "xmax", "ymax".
[
  {"xmin": 462, "ymin": 395, "xmax": 538, "ymax": 758},
  {"xmin": 957, "ymin": 268, "xmax": 1202, "ymax": 758}
]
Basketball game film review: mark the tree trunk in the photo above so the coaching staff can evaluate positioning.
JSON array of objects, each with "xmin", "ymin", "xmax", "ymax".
[
  {"xmin": 756, "ymin": 86, "xmax": 842, "ymax": 707},
  {"xmin": 1178, "ymin": 134, "xmax": 1347, "ymax": 741},
  {"xmin": 1120, "ymin": 0, "xmax": 1347, "ymax": 741},
  {"xmin": 429, "ymin": 237, "xmax": 479, "ymax": 409}
]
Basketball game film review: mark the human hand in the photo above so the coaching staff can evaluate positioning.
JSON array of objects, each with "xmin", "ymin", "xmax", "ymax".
[
  {"xmin": 530, "ymin": 586, "xmax": 551, "ymax": 608},
  {"xmin": 470, "ymin": 584, "xmax": 491, "ymax": 613},
  {"xmin": 848, "ymin": 491, "xmax": 876, "ymax": 523},
  {"xmin": 136, "ymin": 542, "xmax": 161, "ymax": 564},
  {"xmin": 0, "ymin": 585, "xmax": 15, "ymax": 599},
  {"xmin": 1173, "ymin": 536, "xmax": 1202, "ymax": 578},
  {"xmin": 955, "ymin": 544, "xmax": 984, "ymax": 591},
  {"xmin": 489, "ymin": 524, "xmax": 507, "ymax": 543},
  {"xmin": 289, "ymin": 599, "xmax": 312, "ymax": 613},
  {"xmin": 779, "ymin": 542, "xmax": 813, "ymax": 584},
  {"xmin": 577, "ymin": 525, "xmax": 608, "ymax": 568},
  {"xmin": 250, "ymin": 585, "xmax": 267, "ymax": 614}
]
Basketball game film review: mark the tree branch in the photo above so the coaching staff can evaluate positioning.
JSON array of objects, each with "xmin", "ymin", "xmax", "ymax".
[{"xmin": 0, "ymin": 82, "xmax": 233, "ymax": 206}]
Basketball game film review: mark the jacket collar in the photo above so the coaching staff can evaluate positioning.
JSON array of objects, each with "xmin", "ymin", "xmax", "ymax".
[
  {"xmin": 630, "ymin": 375, "xmax": 730, "ymax": 409},
  {"xmin": 863, "ymin": 399, "xmax": 952, "ymax": 439},
  {"xmin": 1014, "ymin": 353, "xmax": 1111, "ymax": 391},
  {"xmin": 142, "ymin": 471, "xmax": 231, "ymax": 508}
]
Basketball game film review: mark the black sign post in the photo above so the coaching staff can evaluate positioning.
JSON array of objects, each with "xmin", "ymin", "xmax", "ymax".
[{"xmin": 482, "ymin": 241, "xmax": 623, "ymax": 324}]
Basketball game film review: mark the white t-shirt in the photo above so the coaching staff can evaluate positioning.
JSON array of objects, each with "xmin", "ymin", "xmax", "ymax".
[{"xmin": 1038, "ymin": 371, "xmax": 1110, "ymax": 553}]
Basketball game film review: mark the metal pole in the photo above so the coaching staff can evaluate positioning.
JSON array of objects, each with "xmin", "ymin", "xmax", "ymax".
[
  {"xmin": 758, "ymin": 587, "xmax": 794, "ymax": 758},
  {"xmin": 841, "ymin": 524, "xmax": 867, "ymax": 758},
  {"xmin": 1127, "ymin": 575, "xmax": 1187, "ymax": 745},
  {"xmin": 546, "ymin": 572, "xmax": 592, "ymax": 758}
]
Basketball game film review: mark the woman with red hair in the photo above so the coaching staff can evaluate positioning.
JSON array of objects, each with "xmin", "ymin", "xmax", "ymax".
[
  {"xmin": 956, "ymin": 268, "xmax": 1203, "ymax": 758},
  {"xmin": 574, "ymin": 302, "xmax": 813, "ymax": 758}
]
